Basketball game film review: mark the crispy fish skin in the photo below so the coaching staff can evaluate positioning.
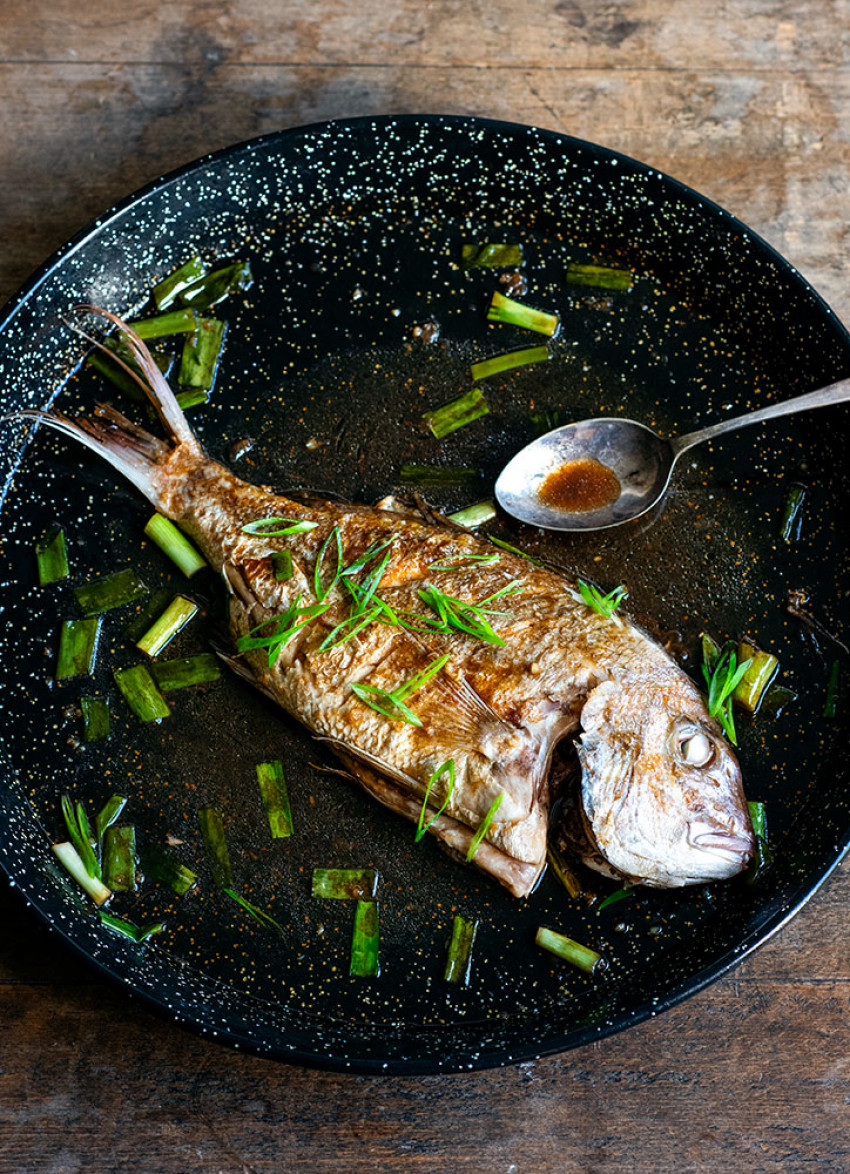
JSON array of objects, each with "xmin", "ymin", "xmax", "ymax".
[{"xmin": 18, "ymin": 310, "xmax": 754, "ymax": 896}]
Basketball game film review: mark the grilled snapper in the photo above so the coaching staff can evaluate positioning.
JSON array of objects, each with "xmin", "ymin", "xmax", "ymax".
[{"xmin": 17, "ymin": 310, "xmax": 754, "ymax": 896}]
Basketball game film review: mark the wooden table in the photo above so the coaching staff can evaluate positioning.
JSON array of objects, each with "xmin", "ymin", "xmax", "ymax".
[{"xmin": 2, "ymin": 4, "xmax": 849, "ymax": 1170}]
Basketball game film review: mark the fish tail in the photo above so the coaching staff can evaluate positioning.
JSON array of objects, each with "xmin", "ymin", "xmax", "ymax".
[{"xmin": 11, "ymin": 306, "xmax": 202, "ymax": 509}]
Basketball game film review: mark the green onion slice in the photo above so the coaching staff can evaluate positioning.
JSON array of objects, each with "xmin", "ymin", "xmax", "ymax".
[
  {"xmin": 746, "ymin": 800, "xmax": 773, "ymax": 883},
  {"xmin": 340, "ymin": 534, "xmax": 397, "ymax": 578},
  {"xmin": 135, "ymin": 595, "xmax": 199, "ymax": 657},
  {"xmin": 153, "ymin": 254, "xmax": 206, "ymax": 311},
  {"xmin": 35, "ymin": 525, "xmax": 69, "ymax": 586},
  {"xmin": 127, "ymin": 307, "xmax": 199, "ymax": 338},
  {"xmin": 311, "ymin": 868, "xmax": 379, "ymax": 900},
  {"xmin": 428, "ymin": 553, "xmax": 501, "ymax": 571},
  {"xmin": 535, "ymin": 926, "xmax": 603, "ymax": 973},
  {"xmin": 56, "ymin": 617, "xmax": 102, "ymax": 679},
  {"xmin": 81, "ymin": 696, "xmax": 111, "ymax": 743},
  {"xmin": 256, "ymin": 760, "xmax": 293, "ymax": 839},
  {"xmin": 144, "ymin": 514, "xmax": 206, "ymax": 578},
  {"xmin": 447, "ymin": 500, "xmax": 497, "ymax": 529},
  {"xmin": 423, "ymin": 388, "xmax": 490, "ymax": 440},
  {"xmin": 74, "ymin": 568, "xmax": 148, "ymax": 616},
  {"xmin": 577, "ymin": 580, "xmax": 628, "ymax": 619},
  {"xmin": 198, "ymin": 806, "xmax": 233, "ymax": 889},
  {"xmin": 546, "ymin": 845, "xmax": 584, "ymax": 899},
  {"xmin": 825, "ymin": 659, "xmax": 841, "ymax": 719},
  {"xmin": 61, "ymin": 794, "xmax": 101, "ymax": 880},
  {"xmin": 179, "ymin": 318, "xmax": 226, "ymax": 392},
  {"xmin": 223, "ymin": 887, "xmax": 286, "ymax": 938},
  {"xmin": 415, "ymin": 759, "xmax": 455, "ymax": 842},
  {"xmin": 701, "ymin": 642, "xmax": 752, "ymax": 746},
  {"xmin": 241, "ymin": 516, "xmax": 318, "ymax": 537},
  {"xmin": 179, "ymin": 260, "xmax": 253, "ymax": 310},
  {"xmin": 733, "ymin": 642, "xmax": 779, "ymax": 713},
  {"xmin": 98, "ymin": 912, "xmax": 165, "ymax": 943},
  {"xmin": 471, "ymin": 345, "xmax": 550, "ymax": 382},
  {"xmin": 350, "ymin": 900, "xmax": 380, "ymax": 977},
  {"xmin": 780, "ymin": 483, "xmax": 807, "ymax": 543},
  {"xmin": 150, "ymin": 653, "xmax": 221, "ymax": 691},
  {"xmin": 488, "ymin": 536, "xmax": 544, "ymax": 565},
  {"xmin": 95, "ymin": 795, "xmax": 127, "ymax": 843},
  {"xmin": 318, "ymin": 605, "xmax": 383, "ymax": 652},
  {"xmin": 141, "ymin": 844, "xmax": 198, "ymax": 896},
  {"xmin": 462, "ymin": 243, "xmax": 523, "ymax": 268},
  {"xmin": 444, "ymin": 915, "xmax": 478, "ymax": 985},
  {"xmin": 175, "ymin": 388, "xmax": 209, "ymax": 411},
  {"xmin": 487, "ymin": 291, "xmax": 559, "ymax": 337},
  {"xmin": 114, "ymin": 665, "xmax": 171, "ymax": 722},
  {"xmin": 271, "ymin": 551, "xmax": 294, "ymax": 581},
  {"xmin": 350, "ymin": 653, "xmax": 450, "ymax": 726},
  {"xmin": 52, "ymin": 841, "xmax": 111, "ymax": 906},
  {"xmin": 314, "ymin": 526, "xmax": 343, "ymax": 602},
  {"xmin": 596, "ymin": 886, "xmax": 634, "ymax": 912},
  {"xmin": 237, "ymin": 597, "xmax": 330, "ymax": 666},
  {"xmin": 565, "ymin": 262, "xmax": 633, "ymax": 292},
  {"xmin": 465, "ymin": 792, "xmax": 504, "ymax": 862},
  {"xmin": 102, "ymin": 825, "xmax": 137, "ymax": 891}
]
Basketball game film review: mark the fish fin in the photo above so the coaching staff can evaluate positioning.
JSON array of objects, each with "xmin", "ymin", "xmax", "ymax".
[{"xmin": 8, "ymin": 307, "xmax": 201, "ymax": 509}]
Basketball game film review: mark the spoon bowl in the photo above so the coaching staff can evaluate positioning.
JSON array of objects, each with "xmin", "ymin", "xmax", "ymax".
[{"xmin": 495, "ymin": 376, "xmax": 850, "ymax": 532}]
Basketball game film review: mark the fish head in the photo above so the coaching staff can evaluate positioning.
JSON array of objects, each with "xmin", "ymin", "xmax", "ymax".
[{"xmin": 576, "ymin": 676, "xmax": 754, "ymax": 887}]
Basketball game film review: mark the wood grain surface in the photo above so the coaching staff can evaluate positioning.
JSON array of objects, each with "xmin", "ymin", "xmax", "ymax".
[{"xmin": 2, "ymin": 3, "xmax": 850, "ymax": 1172}]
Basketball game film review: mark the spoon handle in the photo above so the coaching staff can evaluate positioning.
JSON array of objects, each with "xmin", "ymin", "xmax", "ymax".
[{"xmin": 671, "ymin": 375, "xmax": 850, "ymax": 456}]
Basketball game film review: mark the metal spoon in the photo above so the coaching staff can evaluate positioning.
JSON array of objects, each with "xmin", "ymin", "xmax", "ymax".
[{"xmin": 494, "ymin": 377, "xmax": 850, "ymax": 532}]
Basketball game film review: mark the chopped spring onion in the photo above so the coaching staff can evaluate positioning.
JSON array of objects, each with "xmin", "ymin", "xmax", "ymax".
[
  {"xmin": 56, "ymin": 617, "xmax": 102, "ymax": 679},
  {"xmin": 237, "ymin": 597, "xmax": 330, "ymax": 666},
  {"xmin": 127, "ymin": 307, "xmax": 200, "ymax": 338},
  {"xmin": 351, "ymin": 653, "xmax": 450, "ymax": 726},
  {"xmin": 74, "ymin": 568, "xmax": 148, "ymax": 616},
  {"xmin": 471, "ymin": 345, "xmax": 550, "ymax": 382},
  {"xmin": 546, "ymin": 845, "xmax": 584, "ymax": 899},
  {"xmin": 780, "ymin": 482, "xmax": 807, "ymax": 543},
  {"xmin": 487, "ymin": 291, "xmax": 559, "ymax": 337},
  {"xmin": 596, "ymin": 886, "xmax": 634, "ymax": 912},
  {"xmin": 175, "ymin": 389, "xmax": 209, "ymax": 411},
  {"xmin": 223, "ymin": 887, "xmax": 285, "ymax": 938},
  {"xmin": 825, "ymin": 659, "xmax": 841, "ymax": 719},
  {"xmin": 311, "ymin": 867, "xmax": 379, "ymax": 900},
  {"xmin": 466, "ymin": 793, "xmax": 504, "ymax": 862},
  {"xmin": 61, "ymin": 794, "xmax": 101, "ymax": 880},
  {"xmin": 462, "ymin": 243, "xmax": 524, "ymax": 268},
  {"xmin": 256, "ymin": 760, "xmax": 293, "ymax": 839},
  {"xmin": 52, "ymin": 841, "xmax": 111, "ymax": 906},
  {"xmin": 144, "ymin": 513, "xmax": 206, "ymax": 578},
  {"xmin": 153, "ymin": 254, "xmax": 207, "ymax": 310},
  {"xmin": 444, "ymin": 915, "xmax": 478, "ymax": 985},
  {"xmin": 535, "ymin": 926, "xmax": 603, "ymax": 974},
  {"xmin": 86, "ymin": 350, "xmax": 148, "ymax": 402},
  {"xmin": 733, "ymin": 642, "xmax": 779, "ymax": 713},
  {"xmin": 272, "ymin": 551, "xmax": 294, "ymax": 581},
  {"xmin": 701, "ymin": 637, "xmax": 751, "ymax": 745},
  {"xmin": 530, "ymin": 407, "xmax": 564, "ymax": 437},
  {"xmin": 114, "ymin": 664, "xmax": 171, "ymax": 722},
  {"xmin": 746, "ymin": 800, "xmax": 772, "ymax": 883},
  {"xmin": 340, "ymin": 534, "xmax": 397, "ymax": 578},
  {"xmin": 35, "ymin": 525, "xmax": 69, "ymax": 586},
  {"xmin": 350, "ymin": 900, "xmax": 380, "ymax": 977},
  {"xmin": 565, "ymin": 262, "xmax": 633, "ymax": 292},
  {"xmin": 98, "ymin": 911, "xmax": 165, "ymax": 943},
  {"xmin": 318, "ymin": 604, "xmax": 383, "ymax": 652},
  {"xmin": 423, "ymin": 388, "xmax": 490, "ymax": 440},
  {"xmin": 241, "ymin": 516, "xmax": 318, "ymax": 537},
  {"xmin": 81, "ymin": 696, "xmax": 111, "ymax": 743},
  {"xmin": 102, "ymin": 824, "xmax": 137, "ymax": 891},
  {"xmin": 399, "ymin": 465, "xmax": 481, "ymax": 487},
  {"xmin": 447, "ymin": 500, "xmax": 497, "ymax": 529},
  {"xmin": 488, "ymin": 536, "xmax": 544, "ymax": 565},
  {"xmin": 179, "ymin": 317, "xmax": 226, "ymax": 391},
  {"xmin": 314, "ymin": 526, "xmax": 343, "ymax": 602},
  {"xmin": 428, "ymin": 552, "xmax": 501, "ymax": 571},
  {"xmin": 135, "ymin": 595, "xmax": 199, "ymax": 657},
  {"xmin": 415, "ymin": 759, "xmax": 455, "ymax": 842},
  {"xmin": 417, "ymin": 582, "xmax": 515, "ymax": 645},
  {"xmin": 578, "ymin": 580, "xmax": 628, "ymax": 619},
  {"xmin": 198, "ymin": 806, "xmax": 233, "ymax": 889},
  {"xmin": 141, "ymin": 844, "xmax": 198, "ymax": 896},
  {"xmin": 180, "ymin": 260, "xmax": 253, "ymax": 311},
  {"xmin": 124, "ymin": 588, "xmax": 172, "ymax": 644},
  {"xmin": 345, "ymin": 550, "xmax": 392, "ymax": 619},
  {"xmin": 150, "ymin": 653, "xmax": 221, "ymax": 691},
  {"xmin": 95, "ymin": 795, "xmax": 127, "ymax": 842}
]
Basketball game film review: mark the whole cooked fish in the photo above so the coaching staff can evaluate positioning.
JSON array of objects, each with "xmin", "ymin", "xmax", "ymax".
[{"xmin": 18, "ymin": 309, "xmax": 754, "ymax": 897}]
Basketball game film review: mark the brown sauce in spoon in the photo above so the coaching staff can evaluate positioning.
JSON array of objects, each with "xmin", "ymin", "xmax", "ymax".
[{"xmin": 538, "ymin": 457, "xmax": 621, "ymax": 512}]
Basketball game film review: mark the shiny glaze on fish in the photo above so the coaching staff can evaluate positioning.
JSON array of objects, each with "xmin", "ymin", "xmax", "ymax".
[{"xmin": 17, "ymin": 310, "xmax": 754, "ymax": 897}]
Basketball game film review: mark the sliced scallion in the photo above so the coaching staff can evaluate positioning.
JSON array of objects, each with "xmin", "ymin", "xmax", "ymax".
[
  {"xmin": 35, "ymin": 525, "xmax": 69, "ymax": 586},
  {"xmin": 74, "ymin": 568, "xmax": 148, "ymax": 616},
  {"xmin": 318, "ymin": 605, "xmax": 383, "ymax": 652},
  {"xmin": 56, "ymin": 617, "xmax": 102, "ymax": 679},
  {"xmin": 256, "ymin": 760, "xmax": 293, "ymax": 839},
  {"xmin": 701, "ymin": 640, "xmax": 751, "ymax": 746},
  {"xmin": 150, "ymin": 653, "xmax": 221, "ymax": 691},
  {"xmin": 241, "ymin": 516, "xmax": 318, "ymax": 537},
  {"xmin": 175, "ymin": 388, "xmax": 209, "ymax": 411},
  {"xmin": 350, "ymin": 900, "xmax": 380, "ymax": 977},
  {"xmin": 444, "ymin": 915, "xmax": 478, "ymax": 985},
  {"xmin": 733, "ymin": 642, "xmax": 779, "ymax": 713},
  {"xmin": 114, "ymin": 664, "xmax": 170, "ymax": 722},
  {"xmin": 237, "ymin": 597, "xmax": 330, "ymax": 666},
  {"xmin": 746, "ymin": 800, "xmax": 772, "ymax": 883},
  {"xmin": 141, "ymin": 844, "xmax": 197, "ymax": 896},
  {"xmin": 428, "ymin": 553, "xmax": 501, "ymax": 571},
  {"xmin": 466, "ymin": 793, "xmax": 504, "ymax": 862},
  {"xmin": 340, "ymin": 534, "xmax": 397, "ymax": 578},
  {"xmin": 86, "ymin": 350, "xmax": 147, "ymax": 402},
  {"xmin": 127, "ymin": 307, "xmax": 200, "ymax": 338},
  {"xmin": 144, "ymin": 513, "xmax": 206, "ymax": 578},
  {"xmin": 422, "ymin": 388, "xmax": 490, "ymax": 440},
  {"xmin": 102, "ymin": 825, "xmax": 137, "ymax": 891},
  {"xmin": 271, "ymin": 551, "xmax": 294, "ymax": 581},
  {"xmin": 179, "ymin": 260, "xmax": 253, "ymax": 310},
  {"xmin": 488, "ymin": 536, "xmax": 544, "ymax": 565},
  {"xmin": 780, "ymin": 483, "xmax": 807, "ymax": 543},
  {"xmin": 223, "ymin": 887, "xmax": 285, "ymax": 938},
  {"xmin": 99, "ymin": 912, "xmax": 164, "ymax": 943},
  {"xmin": 487, "ymin": 291, "xmax": 559, "ymax": 337},
  {"xmin": 417, "ymin": 582, "xmax": 510, "ymax": 645},
  {"xmin": 153, "ymin": 254, "xmax": 207, "ymax": 310},
  {"xmin": 95, "ymin": 795, "xmax": 127, "ymax": 843},
  {"xmin": 314, "ymin": 526, "xmax": 343, "ymax": 602},
  {"xmin": 535, "ymin": 926, "xmax": 602, "ymax": 973},
  {"xmin": 546, "ymin": 845, "xmax": 584, "ymax": 899},
  {"xmin": 198, "ymin": 806, "xmax": 232, "ymax": 889},
  {"xmin": 351, "ymin": 653, "xmax": 450, "ymax": 726},
  {"xmin": 462, "ymin": 243, "xmax": 523, "ymax": 268},
  {"xmin": 447, "ymin": 500, "xmax": 497, "ymax": 529},
  {"xmin": 179, "ymin": 318, "xmax": 226, "ymax": 391},
  {"xmin": 135, "ymin": 595, "xmax": 199, "ymax": 657},
  {"xmin": 61, "ymin": 794, "xmax": 100, "ymax": 880},
  {"xmin": 471, "ymin": 345, "xmax": 549, "ymax": 382},
  {"xmin": 415, "ymin": 759, "xmax": 455, "ymax": 842},
  {"xmin": 399, "ymin": 465, "xmax": 481, "ymax": 487},
  {"xmin": 52, "ymin": 841, "xmax": 111, "ymax": 906},
  {"xmin": 311, "ymin": 867, "xmax": 378, "ymax": 900},
  {"xmin": 578, "ymin": 580, "xmax": 628, "ymax": 619},
  {"xmin": 596, "ymin": 886, "xmax": 634, "ymax": 912},
  {"xmin": 81, "ymin": 696, "xmax": 110, "ymax": 743},
  {"xmin": 565, "ymin": 262, "xmax": 633, "ymax": 292}
]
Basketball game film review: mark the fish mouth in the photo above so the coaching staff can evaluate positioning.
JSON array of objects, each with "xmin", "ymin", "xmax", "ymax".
[{"xmin": 690, "ymin": 829, "xmax": 754, "ymax": 866}]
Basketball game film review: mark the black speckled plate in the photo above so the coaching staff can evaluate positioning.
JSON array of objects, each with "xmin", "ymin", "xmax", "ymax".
[{"xmin": 2, "ymin": 116, "xmax": 850, "ymax": 1074}]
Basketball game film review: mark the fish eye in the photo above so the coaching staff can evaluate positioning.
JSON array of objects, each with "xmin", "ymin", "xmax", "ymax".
[{"xmin": 677, "ymin": 730, "xmax": 714, "ymax": 768}]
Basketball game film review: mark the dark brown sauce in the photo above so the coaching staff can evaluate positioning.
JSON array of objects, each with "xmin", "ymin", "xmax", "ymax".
[{"xmin": 538, "ymin": 458, "xmax": 621, "ymax": 512}]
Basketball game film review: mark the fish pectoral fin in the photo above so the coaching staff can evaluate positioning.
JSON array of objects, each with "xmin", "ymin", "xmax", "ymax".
[{"xmin": 315, "ymin": 736, "xmax": 419, "ymax": 790}]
